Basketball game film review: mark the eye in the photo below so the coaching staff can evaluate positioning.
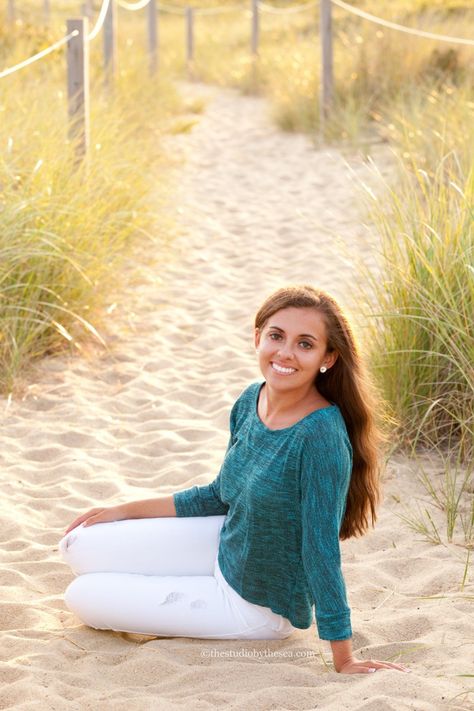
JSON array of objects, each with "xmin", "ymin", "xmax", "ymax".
[
  {"xmin": 269, "ymin": 332, "xmax": 282, "ymax": 340},
  {"xmin": 300, "ymin": 341, "xmax": 313, "ymax": 349}
]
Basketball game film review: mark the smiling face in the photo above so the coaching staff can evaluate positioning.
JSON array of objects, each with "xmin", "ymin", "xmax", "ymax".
[{"xmin": 254, "ymin": 306, "xmax": 337, "ymax": 394}]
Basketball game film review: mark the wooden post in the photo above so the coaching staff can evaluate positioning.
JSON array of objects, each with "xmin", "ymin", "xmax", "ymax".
[
  {"xmin": 104, "ymin": 0, "xmax": 117, "ymax": 85},
  {"xmin": 186, "ymin": 7, "xmax": 194, "ymax": 79},
  {"xmin": 320, "ymin": 0, "xmax": 333, "ymax": 134},
  {"xmin": 7, "ymin": 0, "xmax": 15, "ymax": 24},
  {"xmin": 67, "ymin": 18, "xmax": 90, "ymax": 161},
  {"xmin": 43, "ymin": 0, "xmax": 50, "ymax": 23},
  {"xmin": 148, "ymin": 0, "xmax": 158, "ymax": 75},
  {"xmin": 251, "ymin": 0, "xmax": 259, "ymax": 56}
]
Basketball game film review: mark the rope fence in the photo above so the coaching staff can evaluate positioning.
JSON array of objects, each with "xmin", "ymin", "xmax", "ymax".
[
  {"xmin": 331, "ymin": 0, "xmax": 474, "ymax": 47},
  {"xmin": 0, "ymin": 0, "xmax": 113, "ymax": 81},
  {"xmin": 88, "ymin": 0, "xmax": 112, "ymax": 40},
  {"xmin": 0, "ymin": 29, "xmax": 78, "ymax": 79},
  {"xmin": 3, "ymin": 1, "xmax": 473, "ymax": 79},
  {"xmin": 1, "ymin": 0, "xmax": 473, "ymax": 154}
]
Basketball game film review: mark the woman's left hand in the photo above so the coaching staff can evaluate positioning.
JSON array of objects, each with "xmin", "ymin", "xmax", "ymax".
[{"xmin": 337, "ymin": 657, "xmax": 411, "ymax": 674}]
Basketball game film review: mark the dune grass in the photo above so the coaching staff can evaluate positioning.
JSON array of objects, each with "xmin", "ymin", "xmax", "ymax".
[
  {"xmin": 356, "ymin": 82, "xmax": 474, "ymax": 547},
  {"xmin": 395, "ymin": 453, "xmax": 473, "ymax": 549},
  {"xmin": 359, "ymin": 84, "xmax": 473, "ymax": 457},
  {"xmin": 0, "ymin": 12, "xmax": 186, "ymax": 393}
]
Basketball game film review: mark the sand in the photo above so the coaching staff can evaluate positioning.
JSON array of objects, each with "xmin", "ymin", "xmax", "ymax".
[{"xmin": 1, "ymin": 82, "xmax": 473, "ymax": 711}]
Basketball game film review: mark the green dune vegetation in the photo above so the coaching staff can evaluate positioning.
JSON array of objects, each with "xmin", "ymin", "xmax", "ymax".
[
  {"xmin": 0, "ymin": 4, "xmax": 190, "ymax": 392},
  {"xmin": 1, "ymin": 2, "xmax": 472, "ymax": 544},
  {"xmin": 361, "ymin": 86, "xmax": 473, "ymax": 550}
]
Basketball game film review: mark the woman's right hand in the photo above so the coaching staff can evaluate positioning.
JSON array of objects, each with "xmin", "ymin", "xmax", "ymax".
[{"xmin": 63, "ymin": 505, "xmax": 126, "ymax": 536}]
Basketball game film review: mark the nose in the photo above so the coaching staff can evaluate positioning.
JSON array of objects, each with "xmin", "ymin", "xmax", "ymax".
[{"xmin": 277, "ymin": 343, "xmax": 295, "ymax": 360}]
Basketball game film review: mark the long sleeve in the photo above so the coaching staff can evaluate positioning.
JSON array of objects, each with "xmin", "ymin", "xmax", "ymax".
[
  {"xmin": 300, "ymin": 422, "xmax": 353, "ymax": 641},
  {"xmin": 173, "ymin": 467, "xmax": 229, "ymax": 516},
  {"xmin": 172, "ymin": 405, "xmax": 236, "ymax": 518}
]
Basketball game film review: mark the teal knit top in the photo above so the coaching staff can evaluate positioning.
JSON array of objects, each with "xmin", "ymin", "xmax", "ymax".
[{"xmin": 172, "ymin": 381, "xmax": 353, "ymax": 641}]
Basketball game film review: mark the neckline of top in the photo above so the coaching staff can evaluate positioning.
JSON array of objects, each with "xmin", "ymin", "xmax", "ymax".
[{"xmin": 253, "ymin": 381, "xmax": 337, "ymax": 434}]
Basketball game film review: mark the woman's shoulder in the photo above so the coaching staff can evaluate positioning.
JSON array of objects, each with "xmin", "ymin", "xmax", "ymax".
[
  {"xmin": 297, "ymin": 412, "xmax": 353, "ymax": 485},
  {"xmin": 232, "ymin": 381, "xmax": 261, "ymax": 408},
  {"xmin": 229, "ymin": 381, "xmax": 261, "ymax": 426},
  {"xmin": 298, "ymin": 404, "xmax": 352, "ymax": 453}
]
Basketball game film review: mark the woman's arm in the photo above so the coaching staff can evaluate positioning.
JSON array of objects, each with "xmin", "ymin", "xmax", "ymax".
[
  {"xmin": 118, "ymin": 495, "xmax": 177, "ymax": 519},
  {"xmin": 300, "ymin": 426, "xmax": 410, "ymax": 674},
  {"xmin": 330, "ymin": 638, "xmax": 355, "ymax": 672},
  {"xmin": 173, "ymin": 475, "xmax": 228, "ymax": 517},
  {"xmin": 330, "ymin": 638, "xmax": 411, "ymax": 674},
  {"xmin": 63, "ymin": 495, "xmax": 177, "ymax": 534},
  {"xmin": 300, "ymin": 425, "xmax": 353, "ymax": 642}
]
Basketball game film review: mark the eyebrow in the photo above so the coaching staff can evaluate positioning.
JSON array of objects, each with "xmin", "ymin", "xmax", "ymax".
[{"xmin": 268, "ymin": 325, "xmax": 318, "ymax": 341}]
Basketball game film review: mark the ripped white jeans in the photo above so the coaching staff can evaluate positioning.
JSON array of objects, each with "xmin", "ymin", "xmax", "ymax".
[{"xmin": 58, "ymin": 514, "xmax": 296, "ymax": 640}]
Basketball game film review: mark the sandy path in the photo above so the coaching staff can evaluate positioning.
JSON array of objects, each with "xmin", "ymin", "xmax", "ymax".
[{"xmin": 1, "ymin": 83, "xmax": 472, "ymax": 710}]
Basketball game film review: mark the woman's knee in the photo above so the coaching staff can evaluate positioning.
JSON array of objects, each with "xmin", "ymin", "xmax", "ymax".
[
  {"xmin": 59, "ymin": 528, "xmax": 79, "ymax": 571},
  {"xmin": 64, "ymin": 574, "xmax": 106, "ymax": 629},
  {"xmin": 64, "ymin": 574, "xmax": 88, "ymax": 609}
]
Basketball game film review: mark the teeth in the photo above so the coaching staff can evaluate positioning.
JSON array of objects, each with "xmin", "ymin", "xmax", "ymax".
[{"xmin": 272, "ymin": 362, "xmax": 296, "ymax": 374}]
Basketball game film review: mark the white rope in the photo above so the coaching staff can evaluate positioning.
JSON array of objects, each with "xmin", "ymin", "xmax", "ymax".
[
  {"xmin": 0, "ymin": 30, "xmax": 78, "ymax": 80},
  {"xmin": 195, "ymin": 5, "xmax": 246, "ymax": 16},
  {"xmin": 88, "ymin": 0, "xmax": 112, "ymax": 40},
  {"xmin": 158, "ymin": 3, "xmax": 186, "ymax": 14},
  {"xmin": 118, "ymin": 0, "xmax": 151, "ymax": 10},
  {"xmin": 257, "ymin": 1, "xmax": 317, "ymax": 15},
  {"xmin": 331, "ymin": 0, "xmax": 474, "ymax": 47}
]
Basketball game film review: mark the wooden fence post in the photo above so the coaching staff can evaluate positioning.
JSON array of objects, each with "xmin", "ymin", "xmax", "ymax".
[
  {"xmin": 67, "ymin": 18, "xmax": 90, "ymax": 161},
  {"xmin": 7, "ymin": 0, "xmax": 15, "ymax": 24},
  {"xmin": 319, "ymin": 0, "xmax": 333, "ymax": 133},
  {"xmin": 148, "ymin": 0, "xmax": 158, "ymax": 75},
  {"xmin": 186, "ymin": 7, "xmax": 194, "ymax": 79},
  {"xmin": 104, "ymin": 0, "xmax": 117, "ymax": 85},
  {"xmin": 251, "ymin": 0, "xmax": 259, "ymax": 56}
]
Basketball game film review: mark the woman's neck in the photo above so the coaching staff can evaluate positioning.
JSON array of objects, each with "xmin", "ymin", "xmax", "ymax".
[{"xmin": 259, "ymin": 382, "xmax": 328, "ymax": 422}]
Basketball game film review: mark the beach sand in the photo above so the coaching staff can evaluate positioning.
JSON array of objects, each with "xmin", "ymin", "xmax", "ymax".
[{"xmin": 1, "ymin": 83, "xmax": 472, "ymax": 710}]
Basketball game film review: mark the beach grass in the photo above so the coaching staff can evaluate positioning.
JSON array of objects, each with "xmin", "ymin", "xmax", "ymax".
[
  {"xmin": 359, "ymin": 82, "xmax": 474, "ymax": 461},
  {"xmin": 0, "ymin": 13, "xmax": 184, "ymax": 393},
  {"xmin": 353, "ymin": 80, "xmax": 474, "ymax": 545},
  {"xmin": 395, "ymin": 452, "xmax": 473, "ymax": 548}
]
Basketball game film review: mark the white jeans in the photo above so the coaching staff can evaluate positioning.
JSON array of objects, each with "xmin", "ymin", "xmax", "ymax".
[{"xmin": 59, "ymin": 515, "xmax": 296, "ymax": 640}]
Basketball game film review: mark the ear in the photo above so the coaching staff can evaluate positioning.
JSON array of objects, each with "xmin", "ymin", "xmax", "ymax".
[
  {"xmin": 254, "ymin": 328, "xmax": 261, "ymax": 350},
  {"xmin": 325, "ymin": 351, "xmax": 338, "ymax": 370}
]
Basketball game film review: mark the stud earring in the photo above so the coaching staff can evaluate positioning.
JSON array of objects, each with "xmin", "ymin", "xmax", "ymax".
[{"xmin": 320, "ymin": 366, "xmax": 327, "ymax": 373}]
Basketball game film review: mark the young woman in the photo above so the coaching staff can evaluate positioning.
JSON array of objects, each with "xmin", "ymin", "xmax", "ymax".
[{"xmin": 60, "ymin": 285, "xmax": 411, "ymax": 675}]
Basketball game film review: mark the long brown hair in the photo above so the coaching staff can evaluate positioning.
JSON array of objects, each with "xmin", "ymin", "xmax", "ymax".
[{"xmin": 254, "ymin": 284, "xmax": 385, "ymax": 540}]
